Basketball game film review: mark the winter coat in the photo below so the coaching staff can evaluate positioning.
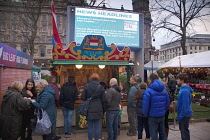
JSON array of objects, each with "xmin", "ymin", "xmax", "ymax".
[
  {"xmin": 0, "ymin": 89, "xmax": 32, "ymax": 139},
  {"xmin": 59, "ymin": 82, "xmax": 78, "ymax": 110},
  {"xmin": 176, "ymin": 84, "xmax": 193, "ymax": 122},
  {"xmin": 105, "ymin": 85, "xmax": 121, "ymax": 111},
  {"xmin": 21, "ymin": 88, "xmax": 37, "ymax": 126},
  {"xmin": 135, "ymin": 89, "xmax": 145, "ymax": 117},
  {"xmin": 142, "ymin": 79, "xmax": 170, "ymax": 117},
  {"xmin": 32, "ymin": 86, "xmax": 56, "ymax": 124},
  {"xmin": 127, "ymin": 83, "xmax": 140, "ymax": 108},
  {"xmin": 81, "ymin": 79, "xmax": 107, "ymax": 120},
  {"xmin": 168, "ymin": 79, "xmax": 176, "ymax": 90},
  {"xmin": 48, "ymin": 82, "xmax": 60, "ymax": 107}
]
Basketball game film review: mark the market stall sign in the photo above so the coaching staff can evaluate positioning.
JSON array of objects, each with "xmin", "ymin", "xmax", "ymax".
[
  {"xmin": 52, "ymin": 35, "xmax": 130, "ymax": 61},
  {"xmin": 0, "ymin": 43, "xmax": 33, "ymax": 69}
]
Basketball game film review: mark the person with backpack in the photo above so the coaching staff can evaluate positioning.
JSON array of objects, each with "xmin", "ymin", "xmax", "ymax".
[
  {"xmin": 59, "ymin": 76, "xmax": 78, "ymax": 138},
  {"xmin": 81, "ymin": 73, "xmax": 107, "ymax": 140}
]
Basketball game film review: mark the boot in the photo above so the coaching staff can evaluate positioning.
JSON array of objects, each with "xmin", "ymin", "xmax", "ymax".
[{"xmin": 165, "ymin": 128, "xmax": 169, "ymax": 136}]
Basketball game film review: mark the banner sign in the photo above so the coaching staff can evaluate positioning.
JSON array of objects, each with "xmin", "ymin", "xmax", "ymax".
[{"xmin": 0, "ymin": 43, "xmax": 33, "ymax": 69}]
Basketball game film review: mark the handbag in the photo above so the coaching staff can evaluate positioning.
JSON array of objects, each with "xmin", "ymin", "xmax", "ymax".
[
  {"xmin": 79, "ymin": 84, "xmax": 100, "ymax": 116},
  {"xmin": 33, "ymin": 109, "xmax": 52, "ymax": 135}
]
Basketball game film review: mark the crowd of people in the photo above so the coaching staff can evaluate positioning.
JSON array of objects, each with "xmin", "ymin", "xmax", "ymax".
[{"xmin": 0, "ymin": 72, "xmax": 193, "ymax": 140}]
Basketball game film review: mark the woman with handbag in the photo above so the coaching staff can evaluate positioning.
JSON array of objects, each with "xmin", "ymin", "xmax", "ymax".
[
  {"xmin": 31, "ymin": 79, "xmax": 57, "ymax": 140},
  {"xmin": 81, "ymin": 73, "xmax": 107, "ymax": 140},
  {"xmin": 0, "ymin": 81, "xmax": 32, "ymax": 140},
  {"xmin": 21, "ymin": 78, "xmax": 37, "ymax": 140}
]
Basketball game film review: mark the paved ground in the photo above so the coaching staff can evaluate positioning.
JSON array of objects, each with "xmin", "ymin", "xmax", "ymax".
[{"xmin": 30, "ymin": 121, "xmax": 210, "ymax": 140}]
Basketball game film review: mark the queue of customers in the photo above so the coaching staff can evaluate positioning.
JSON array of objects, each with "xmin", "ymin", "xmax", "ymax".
[{"xmin": 0, "ymin": 72, "xmax": 193, "ymax": 140}]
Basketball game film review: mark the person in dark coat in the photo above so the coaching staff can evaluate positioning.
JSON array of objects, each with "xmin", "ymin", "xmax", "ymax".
[
  {"xmin": 21, "ymin": 78, "xmax": 37, "ymax": 140},
  {"xmin": 168, "ymin": 74, "xmax": 177, "ymax": 100},
  {"xmin": 0, "ymin": 81, "xmax": 32, "ymax": 140},
  {"xmin": 48, "ymin": 76, "xmax": 61, "ymax": 140},
  {"xmin": 59, "ymin": 76, "xmax": 78, "ymax": 138},
  {"xmin": 81, "ymin": 73, "xmax": 107, "ymax": 140},
  {"xmin": 134, "ymin": 83, "xmax": 150, "ymax": 140},
  {"xmin": 105, "ymin": 78, "xmax": 121, "ymax": 140},
  {"xmin": 31, "ymin": 79, "xmax": 56, "ymax": 140}
]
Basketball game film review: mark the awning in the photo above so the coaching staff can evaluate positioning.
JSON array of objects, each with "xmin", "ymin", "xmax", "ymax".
[{"xmin": 53, "ymin": 60, "xmax": 134, "ymax": 66}]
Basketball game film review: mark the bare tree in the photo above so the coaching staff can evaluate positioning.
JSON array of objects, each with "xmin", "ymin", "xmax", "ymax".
[
  {"xmin": 151, "ymin": 0, "xmax": 210, "ymax": 55},
  {"xmin": 11, "ymin": 0, "xmax": 49, "ymax": 56}
]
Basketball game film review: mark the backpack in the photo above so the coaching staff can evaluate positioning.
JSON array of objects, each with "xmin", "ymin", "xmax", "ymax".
[{"xmin": 79, "ymin": 84, "xmax": 100, "ymax": 116}]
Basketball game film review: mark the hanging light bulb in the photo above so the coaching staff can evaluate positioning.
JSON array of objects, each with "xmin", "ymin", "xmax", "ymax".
[
  {"xmin": 75, "ymin": 64, "xmax": 83, "ymax": 69},
  {"xmin": 98, "ymin": 65, "xmax": 105, "ymax": 69}
]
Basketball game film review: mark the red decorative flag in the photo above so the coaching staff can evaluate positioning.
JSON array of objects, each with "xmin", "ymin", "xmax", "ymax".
[{"xmin": 51, "ymin": 1, "xmax": 63, "ymax": 48}]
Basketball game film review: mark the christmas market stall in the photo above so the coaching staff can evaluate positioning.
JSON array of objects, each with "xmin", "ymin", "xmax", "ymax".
[
  {"xmin": 51, "ymin": 35, "xmax": 134, "ymax": 129},
  {"xmin": 158, "ymin": 51, "xmax": 210, "ymax": 106}
]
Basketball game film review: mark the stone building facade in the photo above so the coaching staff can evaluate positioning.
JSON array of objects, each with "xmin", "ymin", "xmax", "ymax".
[
  {"xmin": 0, "ymin": 0, "xmax": 152, "ymax": 71},
  {"xmin": 159, "ymin": 34, "xmax": 210, "ymax": 62}
]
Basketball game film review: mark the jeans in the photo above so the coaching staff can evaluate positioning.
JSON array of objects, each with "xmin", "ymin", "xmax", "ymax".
[
  {"xmin": 148, "ymin": 116, "xmax": 167, "ymax": 140},
  {"xmin": 88, "ymin": 119, "xmax": 101, "ymax": 140},
  {"xmin": 179, "ymin": 117, "xmax": 190, "ymax": 140},
  {"xmin": 137, "ymin": 116, "xmax": 150, "ymax": 139},
  {"xmin": 106, "ymin": 110, "xmax": 119, "ymax": 140},
  {"xmin": 127, "ymin": 107, "xmax": 137, "ymax": 134},
  {"xmin": 52, "ymin": 108, "xmax": 57, "ymax": 138},
  {"xmin": 62, "ymin": 107, "xmax": 74, "ymax": 135}
]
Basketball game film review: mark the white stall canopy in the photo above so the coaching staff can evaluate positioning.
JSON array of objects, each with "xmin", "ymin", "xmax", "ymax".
[{"xmin": 158, "ymin": 51, "xmax": 210, "ymax": 69}]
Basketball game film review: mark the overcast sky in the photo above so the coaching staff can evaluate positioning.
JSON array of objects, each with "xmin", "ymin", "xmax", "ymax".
[{"xmin": 87, "ymin": 0, "xmax": 210, "ymax": 49}]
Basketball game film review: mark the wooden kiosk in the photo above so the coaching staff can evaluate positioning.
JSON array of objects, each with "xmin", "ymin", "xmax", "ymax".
[
  {"xmin": 52, "ymin": 35, "xmax": 133, "ymax": 95},
  {"xmin": 51, "ymin": 35, "xmax": 133, "ymax": 129}
]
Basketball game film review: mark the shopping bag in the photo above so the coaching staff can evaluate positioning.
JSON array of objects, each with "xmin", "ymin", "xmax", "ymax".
[{"xmin": 33, "ymin": 109, "xmax": 52, "ymax": 135}]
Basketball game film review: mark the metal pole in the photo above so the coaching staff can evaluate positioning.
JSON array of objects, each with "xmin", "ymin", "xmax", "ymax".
[
  {"xmin": 169, "ymin": 101, "xmax": 179, "ymax": 131},
  {"xmin": 152, "ymin": 60, "xmax": 153, "ymax": 73}
]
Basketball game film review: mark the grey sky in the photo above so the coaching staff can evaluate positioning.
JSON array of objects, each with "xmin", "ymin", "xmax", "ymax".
[{"xmin": 87, "ymin": 0, "xmax": 210, "ymax": 49}]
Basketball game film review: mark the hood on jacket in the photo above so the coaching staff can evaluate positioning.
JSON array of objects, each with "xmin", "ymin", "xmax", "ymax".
[
  {"xmin": 88, "ymin": 79, "xmax": 100, "ymax": 92},
  {"xmin": 111, "ymin": 85, "xmax": 121, "ymax": 92},
  {"xmin": 2, "ymin": 89, "xmax": 16, "ymax": 103},
  {"xmin": 181, "ymin": 84, "xmax": 194, "ymax": 93},
  {"xmin": 64, "ymin": 82, "xmax": 75, "ymax": 87},
  {"xmin": 41, "ymin": 86, "xmax": 55, "ymax": 95},
  {"xmin": 149, "ymin": 79, "xmax": 165, "ymax": 92}
]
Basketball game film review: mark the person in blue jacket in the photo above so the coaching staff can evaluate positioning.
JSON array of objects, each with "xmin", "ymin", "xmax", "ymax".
[
  {"xmin": 31, "ymin": 79, "xmax": 57, "ymax": 140},
  {"xmin": 176, "ymin": 73, "xmax": 193, "ymax": 140},
  {"xmin": 142, "ymin": 73, "xmax": 170, "ymax": 140}
]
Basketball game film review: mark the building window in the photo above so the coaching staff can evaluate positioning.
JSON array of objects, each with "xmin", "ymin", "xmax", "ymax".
[
  {"xmin": 195, "ymin": 46, "xmax": 197, "ymax": 50},
  {"xmin": 1, "ymin": 24, "xmax": 6, "ymax": 31},
  {"xmin": 12, "ymin": 25, "xmax": 16, "ymax": 31},
  {"xmin": 57, "ymin": 15, "xmax": 60, "ymax": 22},
  {"xmin": 190, "ymin": 46, "xmax": 192, "ymax": 50},
  {"xmin": 12, "ymin": 13, "xmax": 17, "ymax": 20},
  {"xmin": 24, "ymin": 36, "xmax": 28, "ymax": 43},
  {"xmin": 42, "ymin": 15, "xmax": 47, "ymax": 21},
  {"xmin": 199, "ymin": 46, "xmax": 201, "ymax": 50},
  {"xmin": 0, "ymin": 35, "xmax": 5, "ymax": 42},
  {"xmin": 24, "ymin": 25, "xmax": 28, "ymax": 31},
  {"xmin": 190, "ymin": 52, "xmax": 192, "ymax": 54},
  {"xmin": 23, "ymin": 48, "xmax": 27, "ymax": 53},
  {"xmin": 40, "ymin": 35, "xmax": 46, "ymax": 43},
  {"xmin": 40, "ymin": 48, "xmax": 45, "ymax": 57},
  {"xmin": 42, "ymin": 24, "xmax": 47, "ymax": 32},
  {"xmin": 57, "ymin": 24, "xmax": 61, "ymax": 32},
  {"xmin": 12, "ymin": 34, "xmax": 16, "ymax": 42}
]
